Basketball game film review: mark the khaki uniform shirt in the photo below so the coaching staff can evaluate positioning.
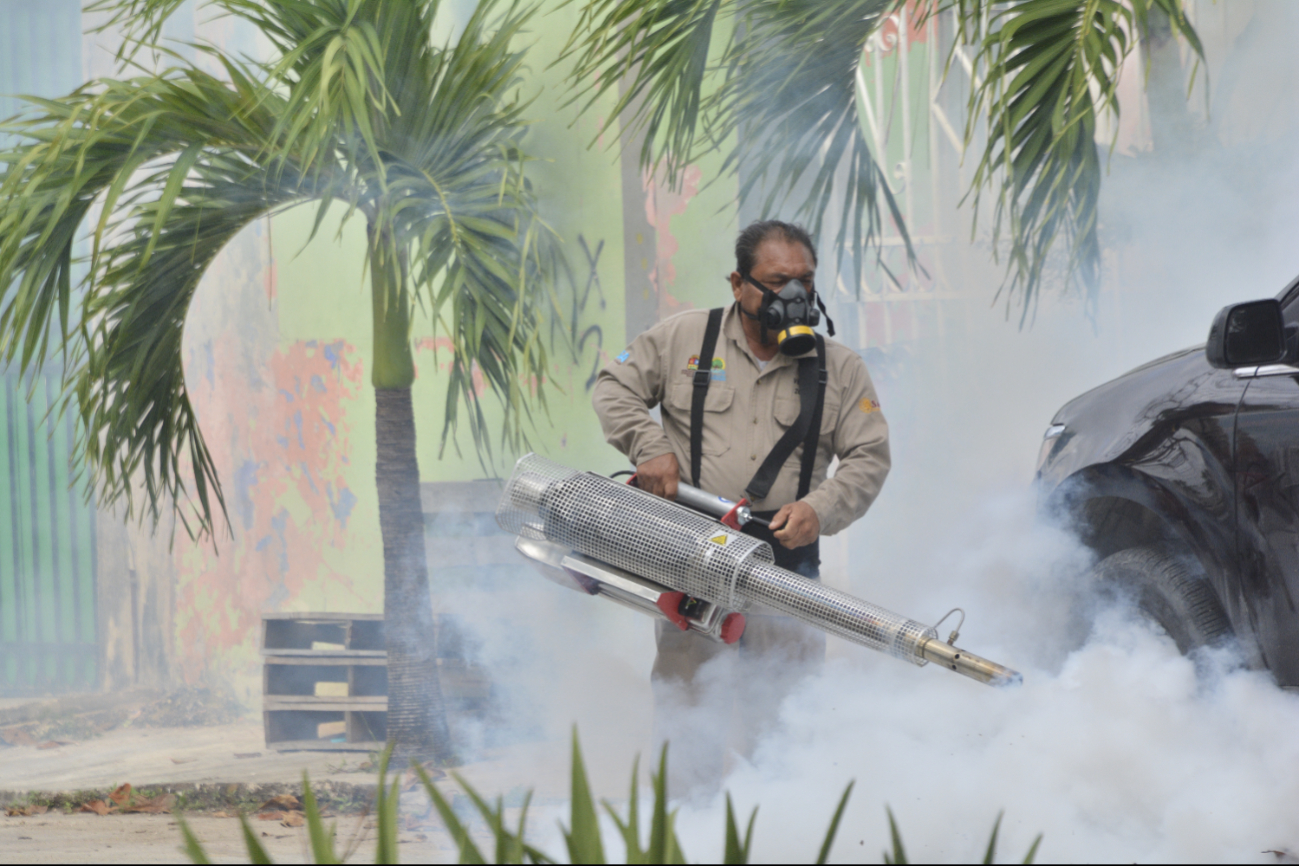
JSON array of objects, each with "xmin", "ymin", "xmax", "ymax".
[{"xmin": 592, "ymin": 303, "xmax": 890, "ymax": 537}]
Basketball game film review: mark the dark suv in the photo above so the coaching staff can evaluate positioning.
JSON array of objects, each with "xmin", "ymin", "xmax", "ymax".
[{"xmin": 1037, "ymin": 278, "xmax": 1299, "ymax": 685}]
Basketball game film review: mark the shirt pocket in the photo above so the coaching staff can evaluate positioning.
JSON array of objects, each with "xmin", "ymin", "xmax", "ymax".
[
  {"xmin": 668, "ymin": 382, "xmax": 735, "ymax": 456},
  {"xmin": 775, "ymin": 394, "xmax": 842, "ymax": 439}
]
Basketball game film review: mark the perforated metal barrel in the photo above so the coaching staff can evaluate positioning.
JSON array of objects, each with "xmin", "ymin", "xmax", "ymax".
[{"xmin": 497, "ymin": 454, "xmax": 936, "ymax": 664}]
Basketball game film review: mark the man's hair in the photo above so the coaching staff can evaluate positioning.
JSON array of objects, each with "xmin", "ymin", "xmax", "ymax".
[{"xmin": 735, "ymin": 220, "xmax": 817, "ymax": 275}]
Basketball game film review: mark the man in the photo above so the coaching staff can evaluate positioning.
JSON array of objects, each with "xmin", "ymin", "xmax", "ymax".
[{"xmin": 592, "ymin": 220, "xmax": 890, "ymax": 789}]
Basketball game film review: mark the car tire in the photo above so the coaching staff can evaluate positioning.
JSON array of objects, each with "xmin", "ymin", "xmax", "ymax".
[{"xmin": 1089, "ymin": 546, "xmax": 1234, "ymax": 654}]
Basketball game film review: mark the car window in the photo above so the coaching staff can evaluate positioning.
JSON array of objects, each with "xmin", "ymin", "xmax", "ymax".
[{"xmin": 1280, "ymin": 276, "xmax": 1299, "ymax": 325}]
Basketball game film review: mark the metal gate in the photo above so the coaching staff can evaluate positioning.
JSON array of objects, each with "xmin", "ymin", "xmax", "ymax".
[
  {"xmin": 825, "ymin": 2, "xmax": 983, "ymax": 354},
  {"xmin": 0, "ymin": 0, "xmax": 99, "ymax": 696},
  {"xmin": 0, "ymin": 371, "xmax": 99, "ymax": 695}
]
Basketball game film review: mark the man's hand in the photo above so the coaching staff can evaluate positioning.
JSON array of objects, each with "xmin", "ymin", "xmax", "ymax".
[
  {"xmin": 636, "ymin": 452, "xmax": 680, "ymax": 500},
  {"xmin": 769, "ymin": 500, "xmax": 820, "ymax": 549}
]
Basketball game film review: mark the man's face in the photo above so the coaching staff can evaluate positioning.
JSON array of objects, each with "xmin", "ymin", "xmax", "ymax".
[{"xmin": 730, "ymin": 238, "xmax": 817, "ymax": 344}]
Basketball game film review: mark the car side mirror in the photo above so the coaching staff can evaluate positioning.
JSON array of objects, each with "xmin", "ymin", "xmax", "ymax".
[{"xmin": 1206, "ymin": 299, "xmax": 1287, "ymax": 368}]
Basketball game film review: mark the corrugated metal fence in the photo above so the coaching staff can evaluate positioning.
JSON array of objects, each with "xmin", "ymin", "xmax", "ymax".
[
  {"xmin": 0, "ymin": 371, "xmax": 98, "ymax": 694},
  {"xmin": 0, "ymin": 1, "xmax": 95, "ymax": 695}
]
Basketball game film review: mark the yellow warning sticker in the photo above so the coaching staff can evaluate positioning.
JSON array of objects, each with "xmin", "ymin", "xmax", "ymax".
[{"xmin": 709, "ymin": 534, "xmax": 729, "ymax": 546}]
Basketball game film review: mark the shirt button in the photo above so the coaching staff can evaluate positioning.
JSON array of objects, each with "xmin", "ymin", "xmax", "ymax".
[
  {"xmin": 750, "ymin": 454, "xmax": 757, "ymax": 461},
  {"xmin": 752, "ymin": 418, "xmax": 758, "ymax": 425}
]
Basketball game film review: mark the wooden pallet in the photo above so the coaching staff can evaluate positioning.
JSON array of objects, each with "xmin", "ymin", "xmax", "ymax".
[
  {"xmin": 261, "ymin": 612, "xmax": 490, "ymax": 752},
  {"xmin": 262, "ymin": 613, "xmax": 388, "ymax": 752}
]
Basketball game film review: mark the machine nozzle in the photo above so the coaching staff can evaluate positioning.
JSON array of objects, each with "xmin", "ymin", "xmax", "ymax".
[{"xmin": 918, "ymin": 638, "xmax": 1022, "ymax": 687}]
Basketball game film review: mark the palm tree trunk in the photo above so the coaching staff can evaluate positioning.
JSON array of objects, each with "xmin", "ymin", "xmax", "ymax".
[
  {"xmin": 376, "ymin": 387, "xmax": 451, "ymax": 760},
  {"xmin": 369, "ymin": 226, "xmax": 451, "ymax": 760}
]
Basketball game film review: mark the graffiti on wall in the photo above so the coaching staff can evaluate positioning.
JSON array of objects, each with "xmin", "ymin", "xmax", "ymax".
[{"xmin": 550, "ymin": 233, "xmax": 608, "ymax": 393}]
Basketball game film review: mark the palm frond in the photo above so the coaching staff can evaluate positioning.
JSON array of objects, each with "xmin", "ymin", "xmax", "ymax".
[
  {"xmin": 0, "ymin": 59, "xmax": 322, "ymax": 536},
  {"xmin": 369, "ymin": 0, "xmax": 558, "ymax": 463},
  {"xmin": 3, "ymin": 0, "xmax": 560, "ymax": 534},
  {"xmin": 562, "ymin": 0, "xmax": 915, "ymax": 290},
  {"xmin": 559, "ymin": 0, "xmax": 731, "ymax": 188},
  {"xmin": 713, "ymin": 0, "xmax": 913, "ymax": 290},
  {"xmin": 958, "ymin": 0, "xmax": 1203, "ymax": 322}
]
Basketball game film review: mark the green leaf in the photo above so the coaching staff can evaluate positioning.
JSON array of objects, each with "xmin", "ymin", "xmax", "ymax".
[
  {"xmin": 816, "ymin": 781, "xmax": 853, "ymax": 865},
  {"xmin": 603, "ymin": 754, "xmax": 643, "ymax": 864},
  {"xmin": 961, "ymin": 0, "xmax": 1204, "ymax": 320},
  {"xmin": 301, "ymin": 772, "xmax": 338, "ymax": 864},
  {"xmin": 413, "ymin": 762, "xmax": 486, "ymax": 865},
  {"xmin": 983, "ymin": 811, "xmax": 1003, "ymax": 864},
  {"xmin": 722, "ymin": 793, "xmax": 757, "ymax": 865},
  {"xmin": 884, "ymin": 806, "xmax": 907, "ymax": 865},
  {"xmin": 239, "ymin": 812, "xmax": 276, "ymax": 865},
  {"xmin": 564, "ymin": 727, "xmax": 606, "ymax": 864},
  {"xmin": 723, "ymin": 794, "xmax": 746, "ymax": 865},
  {"xmin": 742, "ymin": 801, "xmax": 757, "ymax": 863},
  {"xmin": 374, "ymin": 744, "xmax": 399, "ymax": 865},
  {"xmin": 1023, "ymin": 833, "xmax": 1044, "ymax": 864},
  {"xmin": 665, "ymin": 809, "xmax": 685, "ymax": 865},
  {"xmin": 647, "ymin": 744, "xmax": 670, "ymax": 865},
  {"xmin": 175, "ymin": 814, "xmax": 212, "ymax": 864}
]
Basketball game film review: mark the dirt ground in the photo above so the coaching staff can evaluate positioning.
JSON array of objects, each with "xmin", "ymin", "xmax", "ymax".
[
  {"xmin": 0, "ymin": 691, "xmax": 648, "ymax": 863},
  {"xmin": 0, "ymin": 720, "xmax": 577, "ymax": 863},
  {"xmin": 0, "ymin": 812, "xmax": 454, "ymax": 863}
]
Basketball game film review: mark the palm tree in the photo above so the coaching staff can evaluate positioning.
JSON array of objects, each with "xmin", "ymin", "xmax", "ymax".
[
  {"xmin": 562, "ymin": 0, "xmax": 1204, "ymax": 321},
  {"xmin": 0, "ymin": 0, "xmax": 556, "ymax": 759}
]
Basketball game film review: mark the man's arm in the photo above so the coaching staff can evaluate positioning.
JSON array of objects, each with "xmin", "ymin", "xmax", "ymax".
[
  {"xmin": 592, "ymin": 328, "xmax": 681, "ymax": 498},
  {"xmin": 799, "ymin": 356, "xmax": 891, "ymax": 537}
]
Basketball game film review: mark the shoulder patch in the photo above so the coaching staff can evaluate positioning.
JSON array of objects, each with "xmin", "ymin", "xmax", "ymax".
[
  {"xmin": 615, "ymin": 349, "xmax": 631, "ymax": 364},
  {"xmin": 859, "ymin": 397, "xmax": 881, "ymax": 414}
]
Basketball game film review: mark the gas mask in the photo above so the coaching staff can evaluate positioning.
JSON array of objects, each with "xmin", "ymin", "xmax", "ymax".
[{"xmin": 740, "ymin": 274, "xmax": 835, "ymax": 355}]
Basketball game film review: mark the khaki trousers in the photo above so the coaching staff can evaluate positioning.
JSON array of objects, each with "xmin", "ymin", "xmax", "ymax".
[{"xmin": 650, "ymin": 612, "xmax": 825, "ymax": 796}]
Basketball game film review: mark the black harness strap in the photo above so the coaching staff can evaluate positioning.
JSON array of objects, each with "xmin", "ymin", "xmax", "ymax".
[
  {"xmin": 744, "ymin": 343, "xmax": 823, "ymax": 502},
  {"xmin": 796, "ymin": 334, "xmax": 828, "ymax": 500},
  {"xmin": 690, "ymin": 307, "xmax": 724, "ymax": 487}
]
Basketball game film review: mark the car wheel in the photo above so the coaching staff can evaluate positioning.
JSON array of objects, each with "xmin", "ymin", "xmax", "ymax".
[{"xmin": 1089, "ymin": 546, "xmax": 1234, "ymax": 654}]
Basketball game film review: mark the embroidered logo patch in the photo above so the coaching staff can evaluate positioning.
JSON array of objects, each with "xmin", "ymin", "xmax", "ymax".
[
  {"xmin": 615, "ymin": 349, "xmax": 631, "ymax": 364},
  {"xmin": 859, "ymin": 397, "xmax": 881, "ymax": 414},
  {"xmin": 686, "ymin": 355, "xmax": 726, "ymax": 381}
]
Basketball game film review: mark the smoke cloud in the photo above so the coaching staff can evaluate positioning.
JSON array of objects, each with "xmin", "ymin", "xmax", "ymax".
[{"xmin": 437, "ymin": 4, "xmax": 1299, "ymax": 862}]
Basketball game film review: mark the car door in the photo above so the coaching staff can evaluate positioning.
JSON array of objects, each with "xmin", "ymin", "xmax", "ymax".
[{"xmin": 1233, "ymin": 285, "xmax": 1299, "ymax": 685}]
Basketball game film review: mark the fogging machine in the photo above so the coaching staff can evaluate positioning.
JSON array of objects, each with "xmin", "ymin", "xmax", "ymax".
[{"xmin": 496, "ymin": 454, "xmax": 1021, "ymax": 686}]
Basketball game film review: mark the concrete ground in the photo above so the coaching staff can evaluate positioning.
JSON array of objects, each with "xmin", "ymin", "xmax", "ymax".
[
  {"xmin": 0, "ymin": 710, "xmax": 649, "ymax": 862},
  {"xmin": 0, "ymin": 812, "xmax": 453, "ymax": 863}
]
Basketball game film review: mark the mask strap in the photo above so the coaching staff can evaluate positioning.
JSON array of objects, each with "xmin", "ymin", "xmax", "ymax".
[
  {"xmin": 814, "ymin": 291, "xmax": 835, "ymax": 337},
  {"xmin": 740, "ymin": 273, "xmax": 776, "ymax": 344}
]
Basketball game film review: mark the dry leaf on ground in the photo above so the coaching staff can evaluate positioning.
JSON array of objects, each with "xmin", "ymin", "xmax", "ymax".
[
  {"xmin": 124, "ymin": 793, "xmax": 174, "ymax": 814},
  {"xmin": 169, "ymin": 757, "xmax": 197, "ymax": 765},
  {"xmin": 36, "ymin": 740, "xmax": 73, "ymax": 750},
  {"xmin": 259, "ymin": 793, "xmax": 300, "ymax": 812},
  {"xmin": 78, "ymin": 800, "xmax": 111, "ymax": 816},
  {"xmin": 257, "ymin": 811, "xmax": 286, "ymax": 822},
  {"xmin": 0, "ymin": 728, "xmax": 36, "ymax": 747},
  {"xmin": 108, "ymin": 784, "xmax": 132, "ymax": 807},
  {"xmin": 281, "ymin": 811, "xmax": 305, "ymax": 828},
  {"xmin": 4, "ymin": 805, "xmax": 48, "ymax": 817},
  {"xmin": 212, "ymin": 811, "xmax": 233, "ymax": 819}
]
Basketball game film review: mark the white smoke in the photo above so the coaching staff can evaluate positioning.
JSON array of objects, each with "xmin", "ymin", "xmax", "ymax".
[{"xmin": 437, "ymin": 4, "xmax": 1299, "ymax": 862}]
